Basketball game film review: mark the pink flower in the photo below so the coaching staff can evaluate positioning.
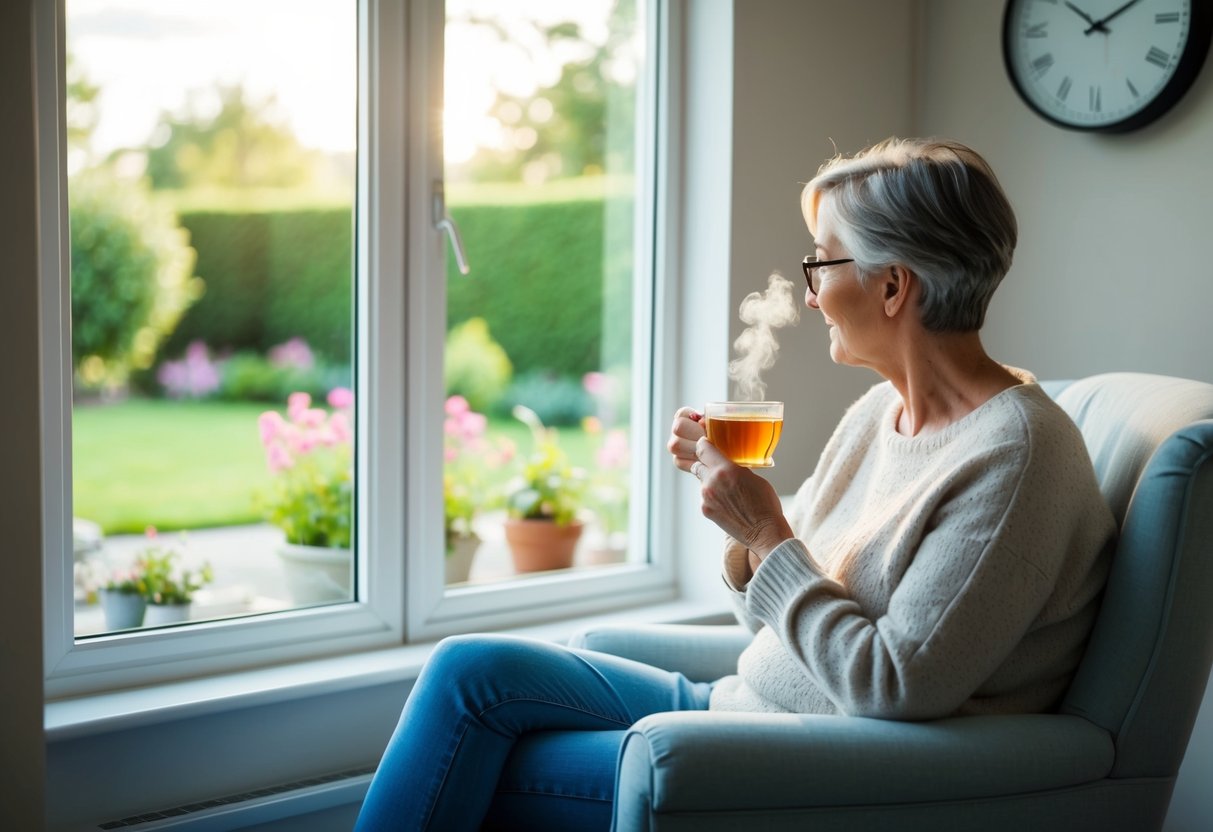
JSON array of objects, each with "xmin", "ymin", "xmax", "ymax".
[
  {"xmin": 329, "ymin": 411, "xmax": 352, "ymax": 444},
  {"xmin": 445, "ymin": 395, "xmax": 470, "ymax": 417},
  {"xmin": 597, "ymin": 429, "xmax": 630, "ymax": 469},
  {"xmin": 145, "ymin": 526, "xmax": 158, "ymax": 540},
  {"xmin": 258, "ymin": 411, "xmax": 285, "ymax": 447},
  {"xmin": 287, "ymin": 392, "xmax": 312, "ymax": 421},
  {"xmin": 444, "ymin": 448, "xmax": 458, "ymax": 462},
  {"xmin": 268, "ymin": 337, "xmax": 315, "ymax": 370},
  {"xmin": 299, "ymin": 407, "xmax": 328, "ymax": 429},
  {"xmin": 267, "ymin": 444, "xmax": 294, "ymax": 473},
  {"xmin": 327, "ymin": 387, "xmax": 354, "ymax": 410},
  {"xmin": 583, "ymin": 372, "xmax": 609, "ymax": 396}
]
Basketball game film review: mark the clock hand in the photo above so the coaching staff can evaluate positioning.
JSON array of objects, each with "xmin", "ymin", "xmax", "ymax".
[
  {"xmin": 1064, "ymin": 1, "xmax": 1110, "ymax": 34},
  {"xmin": 1084, "ymin": 0, "xmax": 1143, "ymax": 35}
]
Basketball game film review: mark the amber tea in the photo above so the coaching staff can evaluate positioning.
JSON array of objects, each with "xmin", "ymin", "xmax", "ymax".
[{"xmin": 703, "ymin": 401, "xmax": 784, "ymax": 468}]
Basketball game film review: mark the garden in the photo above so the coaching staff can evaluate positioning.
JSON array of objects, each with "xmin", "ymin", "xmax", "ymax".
[
  {"xmin": 67, "ymin": 1, "xmax": 642, "ymax": 634},
  {"xmin": 71, "ymin": 178, "xmax": 637, "ymax": 634}
]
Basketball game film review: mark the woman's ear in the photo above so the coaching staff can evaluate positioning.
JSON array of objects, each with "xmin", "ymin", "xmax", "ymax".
[{"xmin": 882, "ymin": 265, "xmax": 914, "ymax": 318}]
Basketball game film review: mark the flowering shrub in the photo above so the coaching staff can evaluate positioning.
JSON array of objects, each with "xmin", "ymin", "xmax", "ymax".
[
  {"xmin": 582, "ymin": 371, "xmax": 630, "ymax": 536},
  {"xmin": 256, "ymin": 388, "xmax": 354, "ymax": 548},
  {"xmin": 267, "ymin": 336, "xmax": 315, "ymax": 370},
  {"xmin": 503, "ymin": 405, "xmax": 586, "ymax": 525},
  {"xmin": 444, "ymin": 395, "xmax": 513, "ymax": 550},
  {"xmin": 157, "ymin": 340, "xmax": 223, "ymax": 399},
  {"xmin": 582, "ymin": 416, "xmax": 630, "ymax": 536}
]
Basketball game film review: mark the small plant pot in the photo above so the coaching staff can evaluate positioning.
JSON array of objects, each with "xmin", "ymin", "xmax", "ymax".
[
  {"xmin": 277, "ymin": 541, "xmax": 353, "ymax": 604},
  {"xmin": 99, "ymin": 589, "xmax": 146, "ymax": 631},
  {"xmin": 145, "ymin": 602, "xmax": 191, "ymax": 626},
  {"xmin": 445, "ymin": 533, "xmax": 480, "ymax": 584},
  {"xmin": 504, "ymin": 519, "xmax": 584, "ymax": 573}
]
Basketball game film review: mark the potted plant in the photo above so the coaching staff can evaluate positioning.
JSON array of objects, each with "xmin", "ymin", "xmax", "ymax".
[
  {"xmin": 139, "ymin": 529, "xmax": 214, "ymax": 625},
  {"xmin": 257, "ymin": 388, "xmax": 354, "ymax": 603},
  {"xmin": 98, "ymin": 563, "xmax": 152, "ymax": 631},
  {"xmin": 443, "ymin": 395, "xmax": 512, "ymax": 584},
  {"xmin": 96, "ymin": 527, "xmax": 213, "ymax": 629},
  {"xmin": 502, "ymin": 405, "xmax": 587, "ymax": 573}
]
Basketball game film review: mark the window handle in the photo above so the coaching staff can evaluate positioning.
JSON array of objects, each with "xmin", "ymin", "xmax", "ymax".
[{"xmin": 432, "ymin": 180, "xmax": 470, "ymax": 275}]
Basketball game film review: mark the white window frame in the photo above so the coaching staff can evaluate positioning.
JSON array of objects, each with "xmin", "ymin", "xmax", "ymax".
[
  {"xmin": 403, "ymin": 0, "xmax": 678, "ymax": 641},
  {"xmin": 39, "ymin": 0, "xmax": 683, "ymax": 697}
]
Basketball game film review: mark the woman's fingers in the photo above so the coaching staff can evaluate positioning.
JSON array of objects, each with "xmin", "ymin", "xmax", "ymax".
[{"xmin": 668, "ymin": 407, "xmax": 706, "ymax": 471}]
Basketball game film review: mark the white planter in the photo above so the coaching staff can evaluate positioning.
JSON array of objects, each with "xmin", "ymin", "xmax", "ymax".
[
  {"xmin": 277, "ymin": 541, "xmax": 352, "ymax": 604},
  {"xmin": 99, "ymin": 589, "xmax": 146, "ymax": 630},
  {"xmin": 145, "ymin": 602, "xmax": 191, "ymax": 626},
  {"xmin": 445, "ymin": 533, "xmax": 480, "ymax": 584}
]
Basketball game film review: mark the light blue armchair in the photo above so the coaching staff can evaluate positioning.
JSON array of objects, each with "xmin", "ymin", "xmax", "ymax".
[{"xmin": 569, "ymin": 373, "xmax": 1213, "ymax": 831}]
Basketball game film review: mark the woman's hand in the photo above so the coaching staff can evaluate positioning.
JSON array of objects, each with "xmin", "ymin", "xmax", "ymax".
[
  {"xmin": 667, "ymin": 406, "xmax": 707, "ymax": 473},
  {"xmin": 669, "ymin": 407, "xmax": 793, "ymax": 560},
  {"xmin": 693, "ymin": 439, "xmax": 793, "ymax": 558}
]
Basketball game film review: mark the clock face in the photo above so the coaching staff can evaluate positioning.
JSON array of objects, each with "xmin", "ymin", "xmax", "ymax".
[{"xmin": 1004, "ymin": 0, "xmax": 1212, "ymax": 132}]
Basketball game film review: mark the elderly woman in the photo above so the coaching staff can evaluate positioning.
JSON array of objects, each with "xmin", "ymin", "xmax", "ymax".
[
  {"xmin": 674, "ymin": 136, "xmax": 1114, "ymax": 718},
  {"xmin": 354, "ymin": 138, "xmax": 1115, "ymax": 831}
]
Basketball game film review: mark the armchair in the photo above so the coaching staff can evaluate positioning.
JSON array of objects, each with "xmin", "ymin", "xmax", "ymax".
[{"xmin": 569, "ymin": 373, "xmax": 1213, "ymax": 831}]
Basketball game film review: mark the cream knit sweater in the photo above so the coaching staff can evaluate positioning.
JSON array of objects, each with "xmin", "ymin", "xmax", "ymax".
[{"xmin": 709, "ymin": 375, "xmax": 1116, "ymax": 720}]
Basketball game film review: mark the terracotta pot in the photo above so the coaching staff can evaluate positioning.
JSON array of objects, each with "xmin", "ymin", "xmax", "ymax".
[
  {"xmin": 504, "ymin": 519, "xmax": 584, "ymax": 573},
  {"xmin": 445, "ymin": 533, "xmax": 480, "ymax": 584}
]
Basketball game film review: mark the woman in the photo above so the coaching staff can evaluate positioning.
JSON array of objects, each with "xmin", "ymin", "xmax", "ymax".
[{"xmin": 354, "ymin": 138, "xmax": 1115, "ymax": 830}]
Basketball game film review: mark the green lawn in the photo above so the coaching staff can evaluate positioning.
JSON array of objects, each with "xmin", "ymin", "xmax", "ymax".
[
  {"xmin": 73, "ymin": 399, "xmax": 608, "ymax": 535},
  {"xmin": 73, "ymin": 399, "xmax": 275, "ymax": 534}
]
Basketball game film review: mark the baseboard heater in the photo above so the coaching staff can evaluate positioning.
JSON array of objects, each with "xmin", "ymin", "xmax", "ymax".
[{"xmin": 93, "ymin": 765, "xmax": 376, "ymax": 831}]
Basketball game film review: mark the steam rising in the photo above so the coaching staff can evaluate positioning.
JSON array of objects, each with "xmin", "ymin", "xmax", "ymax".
[{"xmin": 728, "ymin": 273, "xmax": 800, "ymax": 401}]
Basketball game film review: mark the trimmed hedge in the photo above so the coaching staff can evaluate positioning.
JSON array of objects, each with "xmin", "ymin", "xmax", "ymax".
[
  {"xmin": 445, "ymin": 198, "xmax": 605, "ymax": 377},
  {"xmin": 160, "ymin": 190, "xmax": 617, "ymax": 378},
  {"xmin": 163, "ymin": 208, "xmax": 354, "ymax": 362}
]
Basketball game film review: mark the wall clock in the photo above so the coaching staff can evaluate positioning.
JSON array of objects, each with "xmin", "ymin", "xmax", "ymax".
[{"xmin": 1003, "ymin": 0, "xmax": 1213, "ymax": 132}]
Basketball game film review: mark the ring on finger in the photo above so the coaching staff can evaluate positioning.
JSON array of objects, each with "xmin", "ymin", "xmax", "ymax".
[{"xmin": 691, "ymin": 461, "xmax": 705, "ymax": 480}]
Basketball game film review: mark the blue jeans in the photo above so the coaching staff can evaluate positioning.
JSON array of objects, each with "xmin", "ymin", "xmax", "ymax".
[{"xmin": 354, "ymin": 634, "xmax": 713, "ymax": 831}]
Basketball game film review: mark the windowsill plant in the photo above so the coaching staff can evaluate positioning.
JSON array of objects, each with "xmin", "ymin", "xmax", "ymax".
[
  {"xmin": 501, "ymin": 405, "xmax": 587, "ymax": 572},
  {"xmin": 257, "ymin": 388, "xmax": 354, "ymax": 603},
  {"xmin": 443, "ymin": 395, "xmax": 512, "ymax": 583},
  {"xmin": 98, "ymin": 527, "xmax": 213, "ymax": 630}
]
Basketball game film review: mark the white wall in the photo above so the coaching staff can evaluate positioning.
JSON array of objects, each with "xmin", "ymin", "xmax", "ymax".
[
  {"xmin": 916, "ymin": 2, "xmax": 1213, "ymax": 827},
  {"xmin": 918, "ymin": 1, "xmax": 1213, "ymax": 385}
]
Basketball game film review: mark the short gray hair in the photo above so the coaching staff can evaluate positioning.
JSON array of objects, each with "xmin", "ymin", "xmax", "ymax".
[{"xmin": 802, "ymin": 137, "xmax": 1017, "ymax": 332}]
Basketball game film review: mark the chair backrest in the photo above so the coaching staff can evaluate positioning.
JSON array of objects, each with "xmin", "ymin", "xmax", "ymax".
[{"xmin": 1048, "ymin": 373, "xmax": 1213, "ymax": 780}]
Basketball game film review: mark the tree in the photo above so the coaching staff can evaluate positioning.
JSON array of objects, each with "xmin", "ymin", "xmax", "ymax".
[
  {"xmin": 449, "ymin": 0, "xmax": 638, "ymax": 184},
  {"xmin": 143, "ymin": 84, "xmax": 322, "ymax": 190}
]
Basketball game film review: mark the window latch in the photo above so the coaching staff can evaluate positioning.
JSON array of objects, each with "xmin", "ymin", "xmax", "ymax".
[{"xmin": 432, "ymin": 180, "xmax": 470, "ymax": 275}]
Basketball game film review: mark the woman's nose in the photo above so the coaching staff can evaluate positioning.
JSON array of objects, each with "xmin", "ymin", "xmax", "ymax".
[{"xmin": 806, "ymin": 287, "xmax": 820, "ymax": 310}]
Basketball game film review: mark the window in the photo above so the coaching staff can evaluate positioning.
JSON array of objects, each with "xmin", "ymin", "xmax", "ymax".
[{"xmin": 42, "ymin": 0, "xmax": 671, "ymax": 696}]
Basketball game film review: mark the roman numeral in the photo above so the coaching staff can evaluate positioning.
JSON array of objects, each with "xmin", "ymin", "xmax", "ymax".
[
  {"xmin": 1057, "ymin": 76, "xmax": 1073, "ymax": 101},
  {"xmin": 1026, "ymin": 22, "xmax": 1048, "ymax": 38},
  {"xmin": 1033, "ymin": 53, "xmax": 1055, "ymax": 76},
  {"xmin": 1089, "ymin": 85, "xmax": 1101, "ymax": 112},
  {"xmin": 1126, "ymin": 78, "xmax": 1140, "ymax": 98},
  {"xmin": 1156, "ymin": 12, "xmax": 1181, "ymax": 24},
  {"xmin": 1146, "ymin": 46, "xmax": 1171, "ymax": 68}
]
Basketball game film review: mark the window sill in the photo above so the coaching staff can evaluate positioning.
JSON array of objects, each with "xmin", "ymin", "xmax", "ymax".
[{"xmin": 45, "ymin": 597, "xmax": 731, "ymax": 742}]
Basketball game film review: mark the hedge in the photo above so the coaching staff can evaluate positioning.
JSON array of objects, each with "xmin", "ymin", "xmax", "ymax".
[
  {"xmin": 159, "ymin": 186, "xmax": 625, "ymax": 378},
  {"xmin": 163, "ymin": 208, "xmax": 354, "ymax": 362}
]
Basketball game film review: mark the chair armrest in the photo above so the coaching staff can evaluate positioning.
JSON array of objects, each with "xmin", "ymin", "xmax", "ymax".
[
  {"xmin": 567, "ymin": 623, "xmax": 752, "ymax": 683},
  {"xmin": 616, "ymin": 712, "xmax": 1113, "ymax": 819}
]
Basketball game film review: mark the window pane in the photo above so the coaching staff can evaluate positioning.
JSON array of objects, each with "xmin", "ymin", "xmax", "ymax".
[
  {"xmin": 442, "ymin": 0, "xmax": 646, "ymax": 586},
  {"xmin": 66, "ymin": 0, "xmax": 358, "ymax": 635}
]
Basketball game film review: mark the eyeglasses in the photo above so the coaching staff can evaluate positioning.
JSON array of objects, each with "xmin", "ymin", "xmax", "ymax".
[{"xmin": 801, "ymin": 256, "xmax": 855, "ymax": 295}]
